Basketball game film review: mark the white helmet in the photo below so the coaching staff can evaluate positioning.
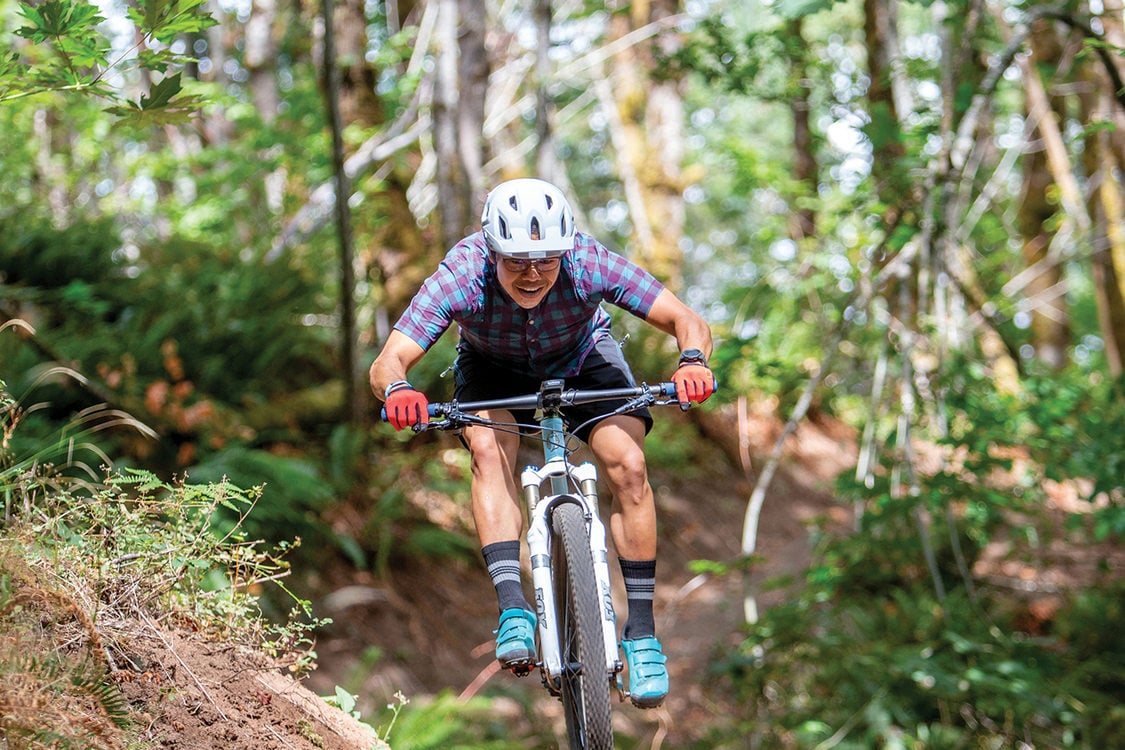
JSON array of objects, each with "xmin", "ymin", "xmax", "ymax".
[{"xmin": 481, "ymin": 178, "xmax": 576, "ymax": 258}]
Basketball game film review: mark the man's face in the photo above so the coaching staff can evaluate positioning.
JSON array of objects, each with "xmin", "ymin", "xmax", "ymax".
[{"xmin": 495, "ymin": 255, "xmax": 561, "ymax": 309}]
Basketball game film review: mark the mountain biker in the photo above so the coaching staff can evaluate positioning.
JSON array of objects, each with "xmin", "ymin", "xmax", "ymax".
[{"xmin": 369, "ymin": 177, "xmax": 715, "ymax": 709}]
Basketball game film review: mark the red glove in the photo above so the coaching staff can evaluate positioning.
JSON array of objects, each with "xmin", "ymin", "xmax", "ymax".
[
  {"xmin": 384, "ymin": 383, "xmax": 429, "ymax": 431},
  {"xmin": 671, "ymin": 364, "xmax": 715, "ymax": 405}
]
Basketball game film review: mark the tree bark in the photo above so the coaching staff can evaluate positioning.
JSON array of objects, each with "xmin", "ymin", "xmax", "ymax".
[
  {"xmin": 1016, "ymin": 18, "xmax": 1070, "ymax": 370},
  {"xmin": 458, "ymin": 0, "xmax": 489, "ymax": 203},
  {"xmin": 322, "ymin": 0, "xmax": 363, "ymax": 424},
  {"xmin": 244, "ymin": 0, "xmax": 281, "ymax": 123},
  {"xmin": 433, "ymin": 0, "xmax": 468, "ymax": 247},
  {"xmin": 1087, "ymin": 0, "xmax": 1125, "ymax": 375},
  {"xmin": 604, "ymin": 0, "xmax": 687, "ymax": 288},
  {"xmin": 332, "ymin": 0, "xmax": 383, "ymax": 127},
  {"xmin": 787, "ymin": 17, "xmax": 816, "ymax": 244}
]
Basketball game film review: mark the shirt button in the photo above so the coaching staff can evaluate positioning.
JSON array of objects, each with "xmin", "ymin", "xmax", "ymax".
[{"xmin": 529, "ymin": 319, "xmax": 536, "ymax": 326}]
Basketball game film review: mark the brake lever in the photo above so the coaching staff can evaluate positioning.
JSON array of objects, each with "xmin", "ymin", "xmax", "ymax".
[
  {"xmin": 412, "ymin": 417, "xmax": 456, "ymax": 433},
  {"xmin": 413, "ymin": 411, "xmax": 491, "ymax": 433}
]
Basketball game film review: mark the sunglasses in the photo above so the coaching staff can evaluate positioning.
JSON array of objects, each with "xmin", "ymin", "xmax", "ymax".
[{"xmin": 499, "ymin": 256, "xmax": 560, "ymax": 273}]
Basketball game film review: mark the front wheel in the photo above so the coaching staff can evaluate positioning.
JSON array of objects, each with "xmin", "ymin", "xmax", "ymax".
[{"xmin": 551, "ymin": 500, "xmax": 614, "ymax": 750}]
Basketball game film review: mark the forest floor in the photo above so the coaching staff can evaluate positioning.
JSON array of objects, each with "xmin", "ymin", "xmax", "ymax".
[
  {"xmin": 299, "ymin": 405, "xmax": 861, "ymax": 748},
  {"xmin": 96, "ymin": 403, "xmax": 853, "ymax": 750},
  {"xmin": 94, "ymin": 402, "xmax": 1119, "ymax": 748}
]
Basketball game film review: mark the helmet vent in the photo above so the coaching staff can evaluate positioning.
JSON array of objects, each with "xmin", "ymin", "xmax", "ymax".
[{"xmin": 481, "ymin": 178, "xmax": 576, "ymax": 257}]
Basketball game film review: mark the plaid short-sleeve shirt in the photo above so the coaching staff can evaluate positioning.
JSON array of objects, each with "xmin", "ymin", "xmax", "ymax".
[{"xmin": 393, "ymin": 231, "xmax": 665, "ymax": 378}]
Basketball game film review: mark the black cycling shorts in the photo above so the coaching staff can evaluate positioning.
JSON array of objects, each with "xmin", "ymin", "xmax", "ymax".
[{"xmin": 453, "ymin": 336, "xmax": 653, "ymax": 444}]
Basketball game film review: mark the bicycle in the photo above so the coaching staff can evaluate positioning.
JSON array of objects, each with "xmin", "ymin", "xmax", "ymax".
[{"xmin": 395, "ymin": 378, "xmax": 683, "ymax": 750}]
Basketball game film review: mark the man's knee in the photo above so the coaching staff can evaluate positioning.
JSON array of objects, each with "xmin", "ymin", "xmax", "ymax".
[
  {"xmin": 615, "ymin": 445, "xmax": 648, "ymax": 481},
  {"xmin": 467, "ymin": 429, "xmax": 515, "ymax": 472}
]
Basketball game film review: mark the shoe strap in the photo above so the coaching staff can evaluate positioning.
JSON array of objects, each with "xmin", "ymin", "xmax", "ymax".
[
  {"xmin": 623, "ymin": 637, "xmax": 667, "ymax": 678},
  {"xmin": 496, "ymin": 608, "xmax": 535, "ymax": 639}
]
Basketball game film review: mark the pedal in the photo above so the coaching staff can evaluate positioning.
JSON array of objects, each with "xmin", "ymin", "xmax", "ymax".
[
  {"xmin": 507, "ymin": 660, "xmax": 533, "ymax": 677},
  {"xmin": 614, "ymin": 673, "xmax": 628, "ymax": 703}
]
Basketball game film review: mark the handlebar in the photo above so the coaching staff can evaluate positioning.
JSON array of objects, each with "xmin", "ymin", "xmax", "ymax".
[
  {"xmin": 380, "ymin": 381, "xmax": 683, "ymax": 426},
  {"xmin": 427, "ymin": 381, "xmax": 678, "ymax": 418}
]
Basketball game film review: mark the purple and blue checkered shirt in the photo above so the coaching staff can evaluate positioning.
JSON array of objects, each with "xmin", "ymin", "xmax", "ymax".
[{"xmin": 394, "ymin": 231, "xmax": 665, "ymax": 377}]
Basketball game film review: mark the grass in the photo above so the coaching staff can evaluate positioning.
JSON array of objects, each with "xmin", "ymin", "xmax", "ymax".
[{"xmin": 0, "ymin": 374, "xmax": 322, "ymax": 747}]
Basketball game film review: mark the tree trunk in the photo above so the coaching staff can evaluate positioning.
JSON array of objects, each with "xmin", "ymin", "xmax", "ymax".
[
  {"xmin": 863, "ymin": 0, "xmax": 906, "ymax": 200},
  {"xmin": 245, "ymin": 0, "xmax": 281, "ymax": 123},
  {"xmin": 458, "ymin": 0, "xmax": 489, "ymax": 203},
  {"xmin": 787, "ymin": 17, "xmax": 816, "ymax": 244},
  {"xmin": 322, "ymin": 0, "xmax": 363, "ymax": 424},
  {"xmin": 1016, "ymin": 18, "xmax": 1069, "ymax": 370},
  {"xmin": 332, "ymin": 0, "xmax": 383, "ymax": 127},
  {"xmin": 432, "ymin": 0, "xmax": 469, "ymax": 247},
  {"xmin": 604, "ymin": 0, "xmax": 687, "ymax": 288},
  {"xmin": 1086, "ymin": 0, "xmax": 1125, "ymax": 376}
]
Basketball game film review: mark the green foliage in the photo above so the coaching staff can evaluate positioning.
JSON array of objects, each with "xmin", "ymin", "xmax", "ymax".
[
  {"xmin": 3, "ymin": 0, "xmax": 217, "ymax": 123},
  {"xmin": 0, "ymin": 216, "xmax": 337, "ymax": 413},
  {"xmin": 186, "ymin": 446, "xmax": 336, "ymax": 544},
  {"xmin": 15, "ymin": 0, "xmax": 108, "ymax": 69},
  {"xmin": 717, "ymin": 580, "xmax": 1117, "ymax": 749},
  {"xmin": 104, "ymin": 72, "xmax": 209, "ymax": 127},
  {"xmin": 373, "ymin": 691, "xmax": 541, "ymax": 750},
  {"xmin": 1, "ymin": 370, "xmax": 147, "ymax": 508},
  {"xmin": 0, "ymin": 213, "xmax": 120, "ymax": 288},
  {"xmin": 940, "ymin": 360, "xmax": 1125, "ymax": 539},
  {"xmin": 713, "ymin": 358, "xmax": 1125, "ymax": 748},
  {"xmin": 640, "ymin": 410, "xmax": 713, "ymax": 477}
]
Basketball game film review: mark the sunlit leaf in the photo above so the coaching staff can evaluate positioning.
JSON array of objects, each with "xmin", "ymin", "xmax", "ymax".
[
  {"xmin": 129, "ymin": 0, "xmax": 218, "ymax": 41},
  {"xmin": 16, "ymin": 0, "xmax": 105, "ymax": 42},
  {"xmin": 772, "ymin": 0, "xmax": 836, "ymax": 19},
  {"xmin": 103, "ymin": 73, "xmax": 208, "ymax": 125}
]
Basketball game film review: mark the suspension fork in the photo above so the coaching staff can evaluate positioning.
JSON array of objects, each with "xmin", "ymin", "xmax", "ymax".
[
  {"xmin": 520, "ymin": 413, "xmax": 564, "ymax": 679},
  {"xmin": 523, "ymin": 413, "xmax": 621, "ymax": 678},
  {"xmin": 572, "ymin": 460, "xmax": 623, "ymax": 676}
]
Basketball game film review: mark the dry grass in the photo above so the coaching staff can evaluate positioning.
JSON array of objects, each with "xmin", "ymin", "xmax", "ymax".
[{"xmin": 0, "ymin": 554, "xmax": 129, "ymax": 749}]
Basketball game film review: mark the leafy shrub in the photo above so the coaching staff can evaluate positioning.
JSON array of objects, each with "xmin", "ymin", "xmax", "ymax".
[
  {"xmin": 711, "ymin": 360, "xmax": 1125, "ymax": 748},
  {"xmin": 0, "ymin": 377, "xmax": 329, "ymax": 743}
]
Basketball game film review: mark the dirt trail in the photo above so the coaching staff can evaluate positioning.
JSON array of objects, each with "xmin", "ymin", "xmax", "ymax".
[
  {"xmin": 302, "ymin": 408, "xmax": 857, "ymax": 747},
  {"xmin": 101, "ymin": 407, "xmax": 854, "ymax": 749}
]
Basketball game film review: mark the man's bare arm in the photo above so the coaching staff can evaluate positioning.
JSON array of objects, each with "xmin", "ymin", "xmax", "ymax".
[
  {"xmin": 645, "ymin": 289, "xmax": 713, "ymax": 358},
  {"xmin": 369, "ymin": 330, "xmax": 428, "ymax": 400}
]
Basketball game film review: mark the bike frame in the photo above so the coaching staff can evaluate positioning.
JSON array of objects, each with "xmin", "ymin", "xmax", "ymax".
[
  {"xmin": 401, "ymin": 379, "xmax": 679, "ymax": 694},
  {"xmin": 521, "ymin": 410, "xmax": 620, "ymax": 684}
]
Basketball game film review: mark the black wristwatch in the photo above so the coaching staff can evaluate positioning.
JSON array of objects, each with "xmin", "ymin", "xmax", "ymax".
[{"xmin": 678, "ymin": 348, "xmax": 708, "ymax": 368}]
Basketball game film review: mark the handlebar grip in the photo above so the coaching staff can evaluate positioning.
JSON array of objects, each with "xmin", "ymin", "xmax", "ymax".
[{"xmin": 379, "ymin": 403, "xmax": 445, "ymax": 422}]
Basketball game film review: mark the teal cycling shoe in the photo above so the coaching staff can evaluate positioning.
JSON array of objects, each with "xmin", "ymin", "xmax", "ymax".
[
  {"xmin": 495, "ymin": 608, "xmax": 537, "ymax": 669},
  {"xmin": 621, "ymin": 636, "xmax": 669, "ymax": 708}
]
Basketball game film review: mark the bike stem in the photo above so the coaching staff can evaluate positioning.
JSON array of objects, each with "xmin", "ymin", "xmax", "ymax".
[{"xmin": 540, "ymin": 413, "xmax": 569, "ymax": 496}]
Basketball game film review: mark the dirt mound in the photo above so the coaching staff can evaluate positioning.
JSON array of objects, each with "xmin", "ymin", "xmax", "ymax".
[
  {"xmin": 111, "ymin": 628, "xmax": 385, "ymax": 750},
  {"xmin": 0, "ymin": 550, "xmax": 382, "ymax": 750}
]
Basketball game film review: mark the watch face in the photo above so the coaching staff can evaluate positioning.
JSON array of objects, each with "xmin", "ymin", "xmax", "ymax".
[{"xmin": 679, "ymin": 348, "xmax": 706, "ymax": 365}]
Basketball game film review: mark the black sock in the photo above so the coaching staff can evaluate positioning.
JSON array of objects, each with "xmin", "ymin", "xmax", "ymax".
[
  {"xmin": 482, "ymin": 541, "xmax": 531, "ymax": 613},
  {"xmin": 619, "ymin": 558, "xmax": 657, "ymax": 639}
]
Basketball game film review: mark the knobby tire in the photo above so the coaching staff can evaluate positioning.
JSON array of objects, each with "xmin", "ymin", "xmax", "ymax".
[{"xmin": 551, "ymin": 501, "xmax": 614, "ymax": 750}]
